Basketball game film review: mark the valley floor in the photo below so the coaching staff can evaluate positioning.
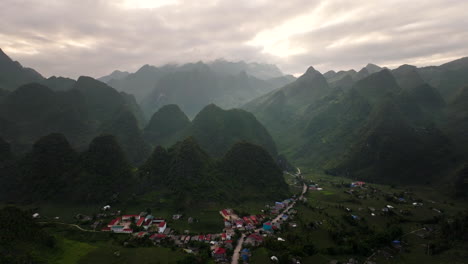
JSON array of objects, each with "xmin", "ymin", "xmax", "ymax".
[{"xmin": 3, "ymin": 170, "xmax": 467, "ymax": 264}]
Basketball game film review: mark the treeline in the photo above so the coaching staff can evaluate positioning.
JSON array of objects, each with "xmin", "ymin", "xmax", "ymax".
[
  {"xmin": 0, "ymin": 206, "xmax": 56, "ymax": 264},
  {"xmin": 0, "ymin": 133, "xmax": 289, "ymax": 206}
]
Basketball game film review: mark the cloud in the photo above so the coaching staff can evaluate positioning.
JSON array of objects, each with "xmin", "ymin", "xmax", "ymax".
[{"xmin": 0, "ymin": 0, "xmax": 467, "ymax": 78}]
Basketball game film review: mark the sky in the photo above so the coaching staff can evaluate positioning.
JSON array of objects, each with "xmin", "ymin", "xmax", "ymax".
[{"xmin": 1, "ymin": 0, "xmax": 468, "ymax": 78}]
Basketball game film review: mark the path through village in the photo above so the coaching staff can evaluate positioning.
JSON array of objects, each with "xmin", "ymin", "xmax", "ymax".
[{"xmin": 231, "ymin": 169, "xmax": 307, "ymax": 264}]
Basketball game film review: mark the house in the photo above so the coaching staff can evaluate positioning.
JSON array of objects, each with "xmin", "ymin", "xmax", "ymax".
[
  {"xmin": 32, "ymin": 213, "xmax": 40, "ymax": 219},
  {"xmin": 221, "ymin": 233, "xmax": 227, "ymax": 241},
  {"xmin": 224, "ymin": 240, "xmax": 233, "ymax": 250},
  {"xmin": 122, "ymin": 215, "xmax": 140, "ymax": 221},
  {"xmin": 220, "ymin": 209, "xmax": 231, "ymax": 220},
  {"xmin": 241, "ymin": 248, "xmax": 251, "ymax": 262},
  {"xmin": 135, "ymin": 231, "xmax": 148, "ymax": 238},
  {"xmin": 224, "ymin": 221, "xmax": 232, "ymax": 228},
  {"xmin": 243, "ymin": 216, "xmax": 252, "ymax": 225},
  {"xmin": 108, "ymin": 217, "xmax": 121, "ymax": 227},
  {"xmin": 158, "ymin": 221, "xmax": 167, "ymax": 233},
  {"xmin": 263, "ymin": 222, "xmax": 272, "ymax": 231},
  {"xmin": 245, "ymin": 233, "xmax": 263, "ymax": 246},
  {"xmin": 142, "ymin": 219, "xmax": 153, "ymax": 230},
  {"xmin": 111, "ymin": 225, "xmax": 125, "ymax": 232},
  {"xmin": 136, "ymin": 217, "xmax": 145, "ymax": 227},
  {"xmin": 213, "ymin": 247, "xmax": 227, "ymax": 262},
  {"xmin": 250, "ymin": 215, "xmax": 259, "ymax": 224},
  {"xmin": 275, "ymin": 202, "xmax": 285, "ymax": 209},
  {"xmin": 150, "ymin": 233, "xmax": 167, "ymax": 240},
  {"xmin": 350, "ymin": 181, "xmax": 366, "ymax": 187},
  {"xmin": 103, "ymin": 205, "xmax": 111, "ymax": 211}
]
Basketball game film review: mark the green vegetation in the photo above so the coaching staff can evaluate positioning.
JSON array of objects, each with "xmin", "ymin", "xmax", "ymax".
[
  {"xmin": 251, "ymin": 172, "xmax": 468, "ymax": 263},
  {"xmin": 139, "ymin": 138, "xmax": 289, "ymax": 207},
  {"xmin": 245, "ymin": 61, "xmax": 468, "ymax": 192},
  {"xmin": 143, "ymin": 104, "xmax": 191, "ymax": 147},
  {"xmin": 143, "ymin": 103, "xmax": 279, "ymax": 159},
  {"xmin": 0, "ymin": 79, "xmax": 147, "ymax": 164},
  {"xmin": 0, "ymin": 206, "xmax": 56, "ymax": 264}
]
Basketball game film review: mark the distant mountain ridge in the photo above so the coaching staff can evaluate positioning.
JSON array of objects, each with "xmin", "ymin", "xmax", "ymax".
[
  {"xmin": 99, "ymin": 60, "xmax": 296, "ymax": 118},
  {"xmin": 0, "ymin": 48, "xmax": 44, "ymax": 91}
]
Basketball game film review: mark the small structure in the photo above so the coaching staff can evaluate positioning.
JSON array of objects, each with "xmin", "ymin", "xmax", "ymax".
[
  {"xmin": 213, "ymin": 247, "xmax": 227, "ymax": 262},
  {"xmin": 220, "ymin": 209, "xmax": 232, "ymax": 220},
  {"xmin": 103, "ymin": 205, "xmax": 111, "ymax": 211},
  {"xmin": 245, "ymin": 233, "xmax": 263, "ymax": 246},
  {"xmin": 172, "ymin": 214, "xmax": 182, "ymax": 220},
  {"xmin": 241, "ymin": 248, "xmax": 251, "ymax": 262},
  {"xmin": 32, "ymin": 213, "xmax": 40, "ymax": 219},
  {"xmin": 136, "ymin": 217, "xmax": 145, "ymax": 227},
  {"xmin": 263, "ymin": 222, "xmax": 273, "ymax": 231},
  {"xmin": 122, "ymin": 214, "xmax": 140, "ymax": 221},
  {"xmin": 350, "ymin": 181, "xmax": 366, "ymax": 188},
  {"xmin": 158, "ymin": 222, "xmax": 167, "ymax": 233}
]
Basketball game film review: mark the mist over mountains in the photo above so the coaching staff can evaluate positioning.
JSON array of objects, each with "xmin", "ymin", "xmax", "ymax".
[{"xmin": 98, "ymin": 59, "xmax": 296, "ymax": 118}]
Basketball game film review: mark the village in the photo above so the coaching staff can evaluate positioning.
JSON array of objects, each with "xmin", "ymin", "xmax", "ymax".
[
  {"xmin": 30, "ymin": 170, "xmax": 462, "ymax": 264},
  {"xmin": 92, "ymin": 191, "xmax": 303, "ymax": 263}
]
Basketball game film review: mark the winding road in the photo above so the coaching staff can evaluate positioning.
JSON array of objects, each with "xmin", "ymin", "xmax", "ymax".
[{"xmin": 231, "ymin": 168, "xmax": 307, "ymax": 264}]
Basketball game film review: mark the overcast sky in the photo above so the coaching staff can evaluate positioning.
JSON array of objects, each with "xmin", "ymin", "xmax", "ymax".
[{"xmin": 1, "ymin": 0, "xmax": 467, "ymax": 78}]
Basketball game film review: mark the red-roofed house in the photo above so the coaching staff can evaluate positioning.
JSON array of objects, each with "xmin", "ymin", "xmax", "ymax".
[
  {"xmin": 136, "ymin": 217, "xmax": 145, "ymax": 227},
  {"xmin": 250, "ymin": 215, "xmax": 258, "ymax": 224},
  {"xmin": 101, "ymin": 227, "xmax": 111, "ymax": 232},
  {"xmin": 158, "ymin": 221, "xmax": 167, "ymax": 233},
  {"xmin": 221, "ymin": 233, "xmax": 227, "ymax": 241},
  {"xmin": 122, "ymin": 228, "xmax": 133, "ymax": 234},
  {"xmin": 220, "ymin": 209, "xmax": 231, "ymax": 220},
  {"xmin": 213, "ymin": 247, "xmax": 227, "ymax": 261},
  {"xmin": 108, "ymin": 217, "xmax": 121, "ymax": 227},
  {"xmin": 150, "ymin": 233, "xmax": 167, "ymax": 240},
  {"xmin": 243, "ymin": 216, "xmax": 252, "ymax": 224},
  {"xmin": 135, "ymin": 231, "xmax": 147, "ymax": 238},
  {"xmin": 351, "ymin": 181, "xmax": 366, "ymax": 187}
]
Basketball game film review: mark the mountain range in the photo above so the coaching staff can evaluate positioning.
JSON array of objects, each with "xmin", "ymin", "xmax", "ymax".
[
  {"xmin": 98, "ymin": 60, "xmax": 296, "ymax": 118},
  {"xmin": 244, "ymin": 58, "xmax": 468, "ymax": 196},
  {"xmin": 1, "ymin": 47, "xmax": 468, "ymax": 198}
]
